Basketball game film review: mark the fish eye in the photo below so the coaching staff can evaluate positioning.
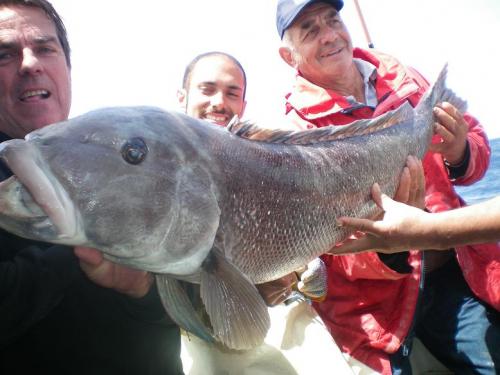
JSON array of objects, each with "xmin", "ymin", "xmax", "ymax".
[{"xmin": 121, "ymin": 137, "xmax": 148, "ymax": 165}]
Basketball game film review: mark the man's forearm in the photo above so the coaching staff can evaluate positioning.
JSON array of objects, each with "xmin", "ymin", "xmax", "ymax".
[{"xmin": 430, "ymin": 197, "xmax": 500, "ymax": 249}]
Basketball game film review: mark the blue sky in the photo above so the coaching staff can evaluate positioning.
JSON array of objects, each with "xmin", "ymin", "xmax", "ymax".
[{"xmin": 51, "ymin": 0, "xmax": 500, "ymax": 139}]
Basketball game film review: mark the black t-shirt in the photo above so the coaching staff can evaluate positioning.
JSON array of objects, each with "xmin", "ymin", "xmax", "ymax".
[{"xmin": 0, "ymin": 133, "xmax": 183, "ymax": 374}]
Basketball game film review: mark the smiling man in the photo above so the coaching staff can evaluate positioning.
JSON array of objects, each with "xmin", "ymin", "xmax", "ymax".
[
  {"xmin": 276, "ymin": 0, "xmax": 499, "ymax": 374},
  {"xmin": 177, "ymin": 51, "xmax": 309, "ymax": 307},
  {"xmin": 0, "ymin": 3, "xmax": 71, "ymax": 138},
  {"xmin": 177, "ymin": 51, "xmax": 246, "ymax": 126}
]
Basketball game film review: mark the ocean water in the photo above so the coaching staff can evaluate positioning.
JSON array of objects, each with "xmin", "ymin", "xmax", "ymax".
[{"xmin": 455, "ymin": 137, "xmax": 500, "ymax": 205}]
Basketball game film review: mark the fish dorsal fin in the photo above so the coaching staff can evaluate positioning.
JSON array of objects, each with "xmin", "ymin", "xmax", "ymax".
[
  {"xmin": 227, "ymin": 103, "xmax": 415, "ymax": 145},
  {"xmin": 200, "ymin": 247, "xmax": 270, "ymax": 350},
  {"xmin": 227, "ymin": 119, "xmax": 293, "ymax": 142}
]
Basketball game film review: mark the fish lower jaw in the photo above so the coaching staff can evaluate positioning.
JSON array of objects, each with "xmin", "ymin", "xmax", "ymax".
[
  {"xmin": 27, "ymin": 215, "xmax": 85, "ymax": 244},
  {"xmin": 148, "ymin": 259, "xmax": 204, "ymax": 275},
  {"xmin": 0, "ymin": 176, "xmax": 42, "ymax": 216},
  {"xmin": 0, "ymin": 212, "xmax": 85, "ymax": 245},
  {"xmin": 109, "ymin": 251, "xmax": 207, "ymax": 276},
  {"xmin": 101, "ymin": 253, "xmax": 200, "ymax": 276},
  {"xmin": 0, "ymin": 176, "xmax": 84, "ymax": 243},
  {"xmin": 0, "ymin": 139, "xmax": 82, "ymax": 240}
]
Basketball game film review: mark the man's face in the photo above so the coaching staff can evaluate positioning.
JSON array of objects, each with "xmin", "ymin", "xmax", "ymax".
[
  {"xmin": 178, "ymin": 55, "xmax": 246, "ymax": 126},
  {"xmin": 280, "ymin": 2, "xmax": 353, "ymax": 87},
  {"xmin": 0, "ymin": 5, "xmax": 71, "ymax": 139}
]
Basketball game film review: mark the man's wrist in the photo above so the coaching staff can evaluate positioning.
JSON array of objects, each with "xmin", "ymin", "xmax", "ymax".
[{"xmin": 444, "ymin": 140, "xmax": 470, "ymax": 180}]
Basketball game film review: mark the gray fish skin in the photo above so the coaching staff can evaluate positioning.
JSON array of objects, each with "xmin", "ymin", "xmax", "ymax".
[{"xmin": 0, "ymin": 65, "xmax": 464, "ymax": 349}]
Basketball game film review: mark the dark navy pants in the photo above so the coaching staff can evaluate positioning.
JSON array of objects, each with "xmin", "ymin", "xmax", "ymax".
[{"xmin": 390, "ymin": 258, "xmax": 500, "ymax": 375}]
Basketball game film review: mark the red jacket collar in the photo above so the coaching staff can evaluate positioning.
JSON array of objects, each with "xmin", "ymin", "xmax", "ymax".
[{"xmin": 285, "ymin": 48, "xmax": 421, "ymax": 120}]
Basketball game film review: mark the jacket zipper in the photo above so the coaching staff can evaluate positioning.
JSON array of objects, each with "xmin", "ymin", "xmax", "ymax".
[{"xmin": 401, "ymin": 251, "xmax": 426, "ymax": 357}]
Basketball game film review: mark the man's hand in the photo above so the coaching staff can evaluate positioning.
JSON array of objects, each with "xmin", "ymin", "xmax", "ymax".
[
  {"xmin": 256, "ymin": 258, "xmax": 327, "ymax": 306},
  {"xmin": 333, "ymin": 184, "xmax": 430, "ymax": 254},
  {"xmin": 74, "ymin": 247, "xmax": 153, "ymax": 298},
  {"xmin": 391, "ymin": 155, "xmax": 426, "ymax": 209},
  {"xmin": 429, "ymin": 102, "xmax": 468, "ymax": 165},
  {"xmin": 256, "ymin": 272, "xmax": 298, "ymax": 306}
]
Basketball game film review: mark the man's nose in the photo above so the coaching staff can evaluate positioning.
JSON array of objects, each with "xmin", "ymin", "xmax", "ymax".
[
  {"xmin": 210, "ymin": 91, "xmax": 225, "ymax": 110},
  {"xmin": 18, "ymin": 49, "xmax": 43, "ymax": 75},
  {"xmin": 319, "ymin": 24, "xmax": 338, "ymax": 45}
]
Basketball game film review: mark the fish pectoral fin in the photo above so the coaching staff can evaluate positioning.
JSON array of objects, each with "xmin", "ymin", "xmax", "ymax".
[
  {"xmin": 156, "ymin": 274, "xmax": 214, "ymax": 343},
  {"xmin": 200, "ymin": 249, "xmax": 270, "ymax": 350}
]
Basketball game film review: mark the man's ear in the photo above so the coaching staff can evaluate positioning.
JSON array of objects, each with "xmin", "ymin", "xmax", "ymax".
[
  {"xmin": 176, "ymin": 89, "xmax": 187, "ymax": 111},
  {"xmin": 279, "ymin": 46, "xmax": 296, "ymax": 69}
]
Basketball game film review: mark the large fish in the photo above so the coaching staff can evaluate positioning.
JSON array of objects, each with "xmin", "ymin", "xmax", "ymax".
[{"xmin": 0, "ymin": 65, "xmax": 464, "ymax": 350}]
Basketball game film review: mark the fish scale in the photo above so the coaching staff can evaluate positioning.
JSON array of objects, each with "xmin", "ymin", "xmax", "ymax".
[{"xmin": 212, "ymin": 128, "xmax": 404, "ymax": 282}]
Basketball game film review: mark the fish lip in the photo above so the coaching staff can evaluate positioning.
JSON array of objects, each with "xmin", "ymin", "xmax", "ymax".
[
  {"xmin": 0, "ymin": 174, "xmax": 61, "ymax": 241},
  {"xmin": 0, "ymin": 139, "xmax": 81, "ymax": 241},
  {"xmin": 0, "ymin": 175, "xmax": 48, "ymax": 218}
]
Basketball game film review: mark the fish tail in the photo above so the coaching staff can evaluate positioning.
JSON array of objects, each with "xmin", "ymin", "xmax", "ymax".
[
  {"xmin": 417, "ymin": 64, "xmax": 468, "ymax": 114},
  {"xmin": 413, "ymin": 64, "xmax": 468, "ymax": 157}
]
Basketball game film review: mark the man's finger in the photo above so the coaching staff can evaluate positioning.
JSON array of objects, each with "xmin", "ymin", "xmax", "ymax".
[
  {"xmin": 393, "ymin": 166, "xmax": 410, "ymax": 203},
  {"xmin": 371, "ymin": 182, "xmax": 384, "ymax": 208},
  {"xmin": 434, "ymin": 105, "xmax": 456, "ymax": 129},
  {"xmin": 332, "ymin": 235, "xmax": 380, "ymax": 254},
  {"xmin": 439, "ymin": 101, "xmax": 460, "ymax": 119},
  {"xmin": 433, "ymin": 122, "xmax": 455, "ymax": 143},
  {"xmin": 74, "ymin": 247, "xmax": 103, "ymax": 266},
  {"xmin": 406, "ymin": 156, "xmax": 425, "ymax": 207},
  {"xmin": 256, "ymin": 273, "xmax": 297, "ymax": 306},
  {"xmin": 378, "ymin": 192, "xmax": 397, "ymax": 212},
  {"xmin": 79, "ymin": 257, "xmax": 112, "ymax": 283},
  {"xmin": 337, "ymin": 217, "xmax": 376, "ymax": 233}
]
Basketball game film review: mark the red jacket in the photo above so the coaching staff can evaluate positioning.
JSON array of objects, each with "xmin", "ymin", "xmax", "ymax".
[{"xmin": 284, "ymin": 48, "xmax": 499, "ymax": 374}]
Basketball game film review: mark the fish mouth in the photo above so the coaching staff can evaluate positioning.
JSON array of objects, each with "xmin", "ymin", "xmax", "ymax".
[{"xmin": 0, "ymin": 139, "xmax": 83, "ymax": 243}]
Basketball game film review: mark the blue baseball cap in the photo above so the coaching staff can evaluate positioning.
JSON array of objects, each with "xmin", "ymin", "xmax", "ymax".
[{"xmin": 276, "ymin": 0, "xmax": 344, "ymax": 39}]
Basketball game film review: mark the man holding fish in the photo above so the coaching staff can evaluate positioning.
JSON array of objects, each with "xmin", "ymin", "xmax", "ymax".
[
  {"xmin": 276, "ymin": 0, "xmax": 500, "ymax": 373},
  {"xmin": 0, "ymin": 1, "xmax": 496, "ymax": 375},
  {"xmin": 0, "ymin": 1, "xmax": 183, "ymax": 373}
]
